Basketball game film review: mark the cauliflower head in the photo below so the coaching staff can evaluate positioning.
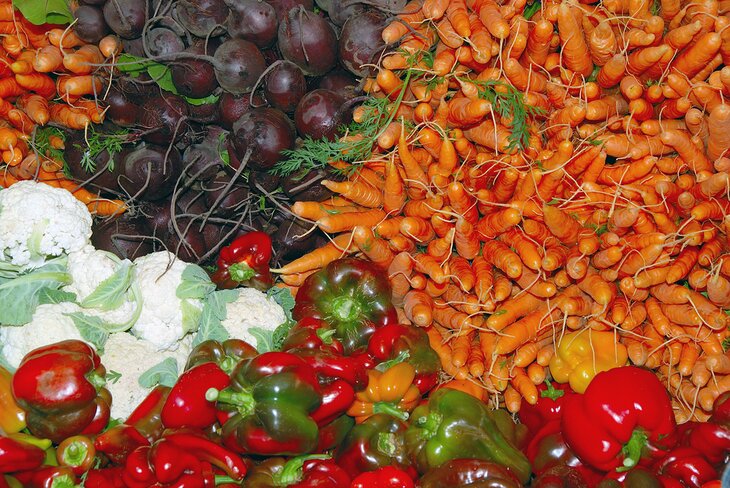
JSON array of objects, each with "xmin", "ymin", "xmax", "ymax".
[
  {"xmin": 0, "ymin": 302, "xmax": 85, "ymax": 368},
  {"xmin": 101, "ymin": 332, "xmax": 192, "ymax": 419},
  {"xmin": 131, "ymin": 251, "xmax": 203, "ymax": 351},
  {"xmin": 221, "ymin": 287, "xmax": 287, "ymax": 349},
  {"xmin": 0, "ymin": 181, "xmax": 92, "ymax": 269}
]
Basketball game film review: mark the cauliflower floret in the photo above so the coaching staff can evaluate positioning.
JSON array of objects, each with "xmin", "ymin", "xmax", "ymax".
[
  {"xmin": 0, "ymin": 302, "xmax": 85, "ymax": 368},
  {"xmin": 131, "ymin": 251, "xmax": 202, "ymax": 351},
  {"xmin": 101, "ymin": 332, "xmax": 192, "ymax": 419},
  {"xmin": 0, "ymin": 181, "xmax": 92, "ymax": 269},
  {"xmin": 64, "ymin": 245, "xmax": 139, "ymax": 325},
  {"xmin": 221, "ymin": 288, "xmax": 287, "ymax": 348}
]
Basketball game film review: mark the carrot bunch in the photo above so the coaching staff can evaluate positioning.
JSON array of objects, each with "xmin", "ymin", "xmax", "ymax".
[
  {"xmin": 0, "ymin": 0, "xmax": 124, "ymax": 216},
  {"xmin": 277, "ymin": 0, "xmax": 730, "ymax": 422}
]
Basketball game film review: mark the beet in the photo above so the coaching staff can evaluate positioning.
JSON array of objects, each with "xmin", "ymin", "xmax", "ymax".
[
  {"xmin": 278, "ymin": 6, "xmax": 338, "ymax": 76},
  {"xmin": 230, "ymin": 107, "xmax": 295, "ymax": 171}
]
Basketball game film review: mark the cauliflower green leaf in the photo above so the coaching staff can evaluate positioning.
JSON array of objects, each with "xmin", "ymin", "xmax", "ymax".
[
  {"xmin": 0, "ymin": 258, "xmax": 72, "ymax": 325},
  {"xmin": 80, "ymin": 260, "xmax": 134, "ymax": 311},
  {"xmin": 138, "ymin": 357, "xmax": 179, "ymax": 388},
  {"xmin": 192, "ymin": 289, "xmax": 238, "ymax": 346},
  {"xmin": 176, "ymin": 264, "xmax": 216, "ymax": 300}
]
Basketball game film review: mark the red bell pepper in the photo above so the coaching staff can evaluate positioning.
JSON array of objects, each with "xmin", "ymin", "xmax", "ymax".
[
  {"xmin": 244, "ymin": 455, "xmax": 350, "ymax": 487},
  {"xmin": 82, "ymin": 467, "xmax": 127, "ymax": 487},
  {"xmin": 311, "ymin": 379, "xmax": 355, "ymax": 427},
  {"xmin": 0, "ymin": 436, "xmax": 46, "ymax": 473},
  {"xmin": 11, "ymin": 340, "xmax": 111, "ymax": 443},
  {"xmin": 677, "ymin": 421, "xmax": 730, "ymax": 465},
  {"xmin": 561, "ymin": 366, "xmax": 677, "ymax": 472},
  {"xmin": 210, "ymin": 231, "xmax": 273, "ymax": 291},
  {"xmin": 710, "ymin": 391, "xmax": 730, "ymax": 428},
  {"xmin": 350, "ymin": 466, "xmax": 415, "ymax": 488},
  {"xmin": 94, "ymin": 423, "xmax": 150, "ymax": 465},
  {"xmin": 294, "ymin": 349, "xmax": 373, "ymax": 390},
  {"xmin": 315, "ymin": 415, "xmax": 354, "ymax": 452},
  {"xmin": 12, "ymin": 466, "xmax": 77, "ymax": 488},
  {"xmin": 161, "ymin": 362, "xmax": 231, "ymax": 429},
  {"xmin": 56, "ymin": 435, "xmax": 96, "ymax": 476},
  {"xmin": 652, "ymin": 446, "xmax": 719, "ymax": 488},
  {"xmin": 281, "ymin": 317, "xmax": 345, "ymax": 355},
  {"xmin": 125, "ymin": 385, "xmax": 171, "ymax": 443},
  {"xmin": 79, "ymin": 387, "xmax": 112, "ymax": 437},
  {"xmin": 518, "ymin": 379, "xmax": 576, "ymax": 435},
  {"xmin": 184, "ymin": 339, "xmax": 258, "ymax": 374}
]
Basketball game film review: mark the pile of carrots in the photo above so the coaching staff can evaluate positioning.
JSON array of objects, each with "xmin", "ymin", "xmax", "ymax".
[
  {"xmin": 0, "ymin": 0, "xmax": 125, "ymax": 216},
  {"xmin": 277, "ymin": 0, "xmax": 730, "ymax": 422}
]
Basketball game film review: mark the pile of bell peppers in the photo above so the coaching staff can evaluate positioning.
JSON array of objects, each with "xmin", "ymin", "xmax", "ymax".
[{"xmin": 0, "ymin": 253, "xmax": 727, "ymax": 487}]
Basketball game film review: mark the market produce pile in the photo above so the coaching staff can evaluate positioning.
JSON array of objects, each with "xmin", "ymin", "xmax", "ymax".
[{"xmin": 0, "ymin": 0, "xmax": 730, "ymax": 485}]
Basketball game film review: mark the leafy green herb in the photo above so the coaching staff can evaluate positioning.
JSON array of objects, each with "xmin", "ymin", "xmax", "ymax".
[
  {"xmin": 74, "ymin": 124, "xmax": 130, "ymax": 173},
  {"xmin": 586, "ymin": 65, "xmax": 601, "ymax": 83},
  {"xmin": 106, "ymin": 370, "xmax": 122, "ymax": 384},
  {"xmin": 138, "ymin": 357, "xmax": 179, "ymax": 388},
  {"xmin": 459, "ymin": 77, "xmax": 544, "ymax": 151},
  {"xmin": 523, "ymin": 0, "xmax": 541, "ymax": 19},
  {"xmin": 38, "ymin": 288, "xmax": 77, "ymax": 305},
  {"xmin": 177, "ymin": 264, "xmax": 217, "ymax": 300},
  {"xmin": 650, "ymin": 0, "xmax": 660, "ymax": 16},
  {"xmin": 585, "ymin": 223, "xmax": 609, "ymax": 236},
  {"xmin": 29, "ymin": 127, "xmax": 66, "ymax": 168},
  {"xmin": 546, "ymin": 198, "xmax": 560, "ymax": 206},
  {"xmin": 0, "ymin": 259, "xmax": 72, "ymax": 326},
  {"xmin": 493, "ymin": 309, "xmax": 508, "ymax": 316},
  {"xmin": 13, "ymin": 0, "xmax": 72, "ymax": 25},
  {"xmin": 80, "ymin": 260, "xmax": 134, "ymax": 311}
]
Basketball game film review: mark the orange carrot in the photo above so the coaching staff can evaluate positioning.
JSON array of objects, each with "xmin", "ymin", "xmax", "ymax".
[
  {"xmin": 557, "ymin": 4, "xmax": 593, "ymax": 77},
  {"xmin": 403, "ymin": 290, "xmax": 434, "ymax": 327},
  {"xmin": 352, "ymin": 225, "xmax": 394, "ymax": 268},
  {"xmin": 273, "ymin": 233, "xmax": 355, "ymax": 274}
]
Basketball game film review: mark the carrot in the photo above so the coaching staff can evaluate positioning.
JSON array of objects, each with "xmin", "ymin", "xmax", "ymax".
[
  {"xmin": 510, "ymin": 366, "xmax": 539, "ymax": 405},
  {"xmin": 496, "ymin": 308, "xmax": 550, "ymax": 355},
  {"xmin": 352, "ymin": 225, "xmax": 394, "ymax": 269},
  {"xmin": 542, "ymin": 204, "xmax": 584, "ymax": 245},
  {"xmin": 48, "ymin": 28, "xmax": 86, "ymax": 49},
  {"xmin": 472, "ymin": 256, "xmax": 494, "ymax": 304},
  {"xmin": 403, "ymin": 290, "xmax": 434, "ymax": 327},
  {"xmin": 63, "ymin": 45, "xmax": 104, "ymax": 75},
  {"xmin": 557, "ymin": 4, "xmax": 593, "ymax": 77},
  {"xmin": 476, "ymin": 207, "xmax": 521, "ymax": 239},
  {"xmin": 413, "ymin": 252, "xmax": 450, "ymax": 284},
  {"xmin": 451, "ymin": 329, "xmax": 475, "ymax": 367},
  {"xmin": 316, "ymin": 208, "xmax": 385, "ymax": 234},
  {"xmin": 483, "ymin": 239, "xmax": 523, "ymax": 279},
  {"xmin": 422, "ymin": 0, "xmax": 449, "ymax": 20},
  {"xmin": 447, "ymin": 96, "xmax": 492, "ymax": 128},
  {"xmin": 56, "ymin": 75, "xmax": 103, "ymax": 101},
  {"xmin": 486, "ymin": 292, "xmax": 543, "ymax": 332},
  {"xmin": 446, "ymin": 0, "xmax": 471, "ymax": 37},
  {"xmin": 707, "ymin": 274, "xmax": 730, "ymax": 307},
  {"xmin": 501, "ymin": 229, "xmax": 542, "ymax": 271},
  {"xmin": 388, "ymin": 252, "xmax": 414, "ymax": 306},
  {"xmin": 273, "ymin": 233, "xmax": 355, "ymax": 274},
  {"xmin": 523, "ymin": 18, "xmax": 554, "ymax": 68},
  {"xmin": 99, "ymin": 35, "xmax": 122, "ymax": 58},
  {"xmin": 504, "ymin": 386, "xmax": 522, "ymax": 413},
  {"xmin": 672, "ymin": 33, "xmax": 722, "ymax": 80},
  {"xmin": 427, "ymin": 326, "xmax": 468, "ymax": 379},
  {"xmin": 320, "ymin": 179, "xmax": 383, "ymax": 208}
]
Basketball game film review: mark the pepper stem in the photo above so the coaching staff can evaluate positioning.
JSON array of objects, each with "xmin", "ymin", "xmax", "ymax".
[
  {"xmin": 273, "ymin": 454, "xmax": 330, "ymax": 486},
  {"xmin": 618, "ymin": 429, "xmax": 648, "ymax": 472},
  {"xmin": 330, "ymin": 296, "xmax": 362, "ymax": 323},
  {"xmin": 215, "ymin": 475, "xmax": 237, "ymax": 485},
  {"xmin": 50, "ymin": 475, "xmax": 77, "ymax": 488},
  {"xmin": 373, "ymin": 402, "xmax": 409, "ymax": 421},
  {"xmin": 228, "ymin": 262, "xmax": 256, "ymax": 283},
  {"xmin": 376, "ymin": 432, "xmax": 397, "ymax": 457},
  {"xmin": 416, "ymin": 411, "xmax": 443, "ymax": 439},
  {"xmin": 205, "ymin": 388, "xmax": 255, "ymax": 417},
  {"xmin": 376, "ymin": 350, "xmax": 411, "ymax": 372},
  {"xmin": 61, "ymin": 441, "xmax": 89, "ymax": 467},
  {"xmin": 316, "ymin": 328, "xmax": 337, "ymax": 345},
  {"xmin": 540, "ymin": 379, "xmax": 565, "ymax": 400},
  {"xmin": 86, "ymin": 372, "xmax": 106, "ymax": 390}
]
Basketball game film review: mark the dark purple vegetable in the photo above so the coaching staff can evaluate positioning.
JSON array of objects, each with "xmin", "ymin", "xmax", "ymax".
[
  {"xmin": 278, "ymin": 6, "xmax": 338, "ymax": 76},
  {"xmin": 144, "ymin": 28, "xmax": 186, "ymax": 57},
  {"xmin": 272, "ymin": 218, "xmax": 324, "ymax": 262},
  {"xmin": 318, "ymin": 69, "xmax": 358, "ymax": 99},
  {"xmin": 182, "ymin": 143, "xmax": 222, "ymax": 182},
  {"xmin": 91, "ymin": 213, "xmax": 153, "ymax": 260},
  {"xmin": 264, "ymin": 61, "xmax": 307, "ymax": 114},
  {"xmin": 174, "ymin": 0, "xmax": 228, "ymax": 38},
  {"xmin": 265, "ymin": 0, "xmax": 314, "ymax": 18},
  {"xmin": 166, "ymin": 215, "xmax": 208, "ymax": 262},
  {"xmin": 170, "ymin": 47, "xmax": 218, "ymax": 99},
  {"xmin": 230, "ymin": 107, "xmax": 295, "ymax": 170},
  {"xmin": 339, "ymin": 10, "xmax": 388, "ymax": 77},
  {"xmin": 139, "ymin": 94, "xmax": 190, "ymax": 145},
  {"xmin": 73, "ymin": 5, "xmax": 109, "ymax": 43},
  {"xmin": 294, "ymin": 88, "xmax": 347, "ymax": 141},
  {"xmin": 226, "ymin": 0, "xmax": 278, "ymax": 48},
  {"xmin": 118, "ymin": 144, "xmax": 183, "ymax": 201},
  {"xmin": 281, "ymin": 167, "xmax": 336, "ymax": 201},
  {"xmin": 103, "ymin": 87, "xmax": 139, "ymax": 127},
  {"xmin": 212, "ymin": 39, "xmax": 267, "ymax": 94},
  {"xmin": 248, "ymin": 168, "xmax": 281, "ymax": 193},
  {"xmin": 187, "ymin": 98, "xmax": 221, "ymax": 124},
  {"xmin": 218, "ymin": 92, "xmax": 264, "ymax": 130},
  {"xmin": 102, "ymin": 0, "xmax": 146, "ymax": 39},
  {"xmin": 203, "ymin": 172, "xmax": 250, "ymax": 217},
  {"xmin": 327, "ymin": 0, "xmax": 365, "ymax": 26}
]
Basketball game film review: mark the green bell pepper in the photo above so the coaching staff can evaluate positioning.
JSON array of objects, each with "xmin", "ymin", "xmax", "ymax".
[{"xmin": 404, "ymin": 388, "xmax": 532, "ymax": 484}]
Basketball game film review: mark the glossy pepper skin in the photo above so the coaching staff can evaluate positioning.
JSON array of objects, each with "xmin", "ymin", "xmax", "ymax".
[
  {"xmin": 281, "ymin": 317, "xmax": 345, "ymax": 355},
  {"xmin": 404, "ymin": 388, "xmax": 532, "ymax": 484},
  {"xmin": 350, "ymin": 465, "xmax": 415, "ymax": 488},
  {"xmin": 210, "ymin": 352, "xmax": 323, "ymax": 456},
  {"xmin": 518, "ymin": 379, "xmax": 575, "ymax": 435},
  {"xmin": 677, "ymin": 421, "xmax": 730, "ymax": 466},
  {"xmin": 561, "ymin": 366, "xmax": 677, "ymax": 472},
  {"xmin": 0, "ymin": 436, "xmax": 46, "ymax": 473},
  {"xmin": 293, "ymin": 258, "xmax": 397, "ymax": 354},
  {"xmin": 418, "ymin": 459, "xmax": 523, "ymax": 488},
  {"xmin": 334, "ymin": 413, "xmax": 413, "ymax": 479},
  {"xmin": 244, "ymin": 455, "xmax": 350, "ymax": 488},
  {"xmin": 367, "ymin": 324, "xmax": 440, "ymax": 395},
  {"xmin": 549, "ymin": 330, "xmax": 628, "ymax": 393},
  {"xmin": 162, "ymin": 363, "xmax": 231, "ymax": 429},
  {"xmin": 710, "ymin": 391, "xmax": 730, "ymax": 429},
  {"xmin": 599, "ymin": 466, "xmax": 664, "ymax": 487},
  {"xmin": 11, "ymin": 340, "xmax": 111, "ymax": 443},
  {"xmin": 55, "ymin": 435, "xmax": 96, "ymax": 476},
  {"xmin": 93, "ymin": 423, "xmax": 150, "ymax": 465},
  {"xmin": 347, "ymin": 362, "xmax": 421, "ymax": 423},
  {"xmin": 531, "ymin": 465, "xmax": 591, "ymax": 488},
  {"xmin": 652, "ymin": 446, "xmax": 719, "ymax": 488},
  {"xmin": 185, "ymin": 339, "xmax": 259, "ymax": 373},
  {"xmin": 526, "ymin": 421, "xmax": 603, "ymax": 484},
  {"xmin": 0, "ymin": 366, "xmax": 25, "ymax": 434},
  {"xmin": 125, "ymin": 386, "xmax": 171, "ymax": 443},
  {"xmin": 311, "ymin": 379, "xmax": 355, "ymax": 427},
  {"xmin": 82, "ymin": 467, "xmax": 126, "ymax": 488},
  {"xmin": 315, "ymin": 415, "xmax": 354, "ymax": 452},
  {"xmin": 210, "ymin": 231, "xmax": 273, "ymax": 291},
  {"xmin": 12, "ymin": 466, "xmax": 77, "ymax": 488}
]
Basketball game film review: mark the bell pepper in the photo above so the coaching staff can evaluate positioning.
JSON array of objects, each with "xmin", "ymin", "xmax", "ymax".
[
  {"xmin": 418, "ymin": 459, "xmax": 522, "ymax": 488},
  {"xmin": 549, "ymin": 330, "xmax": 628, "ymax": 393},
  {"xmin": 350, "ymin": 466, "xmax": 415, "ymax": 488},
  {"xmin": 12, "ymin": 466, "xmax": 77, "ymax": 488},
  {"xmin": 210, "ymin": 231, "xmax": 273, "ymax": 291},
  {"xmin": 80, "ymin": 387, "xmax": 112, "ymax": 437},
  {"xmin": 404, "ymin": 388, "xmax": 532, "ymax": 483},
  {"xmin": 125, "ymin": 385, "xmax": 171, "ymax": 443},
  {"xmin": 710, "ymin": 391, "xmax": 730, "ymax": 429},
  {"xmin": 11, "ymin": 340, "xmax": 111, "ymax": 443},
  {"xmin": 162, "ymin": 362, "xmax": 231, "ymax": 429},
  {"xmin": 244, "ymin": 454, "xmax": 350, "ymax": 487},
  {"xmin": 281, "ymin": 317, "xmax": 345, "ymax": 355},
  {"xmin": 293, "ymin": 258, "xmax": 397, "ymax": 354},
  {"xmin": 517, "ymin": 379, "xmax": 575, "ymax": 435},
  {"xmin": 346, "ymin": 362, "xmax": 420, "ymax": 423},
  {"xmin": 652, "ymin": 446, "xmax": 719, "ymax": 488},
  {"xmin": 532, "ymin": 465, "xmax": 591, "ymax": 488},
  {"xmin": 367, "ymin": 324, "xmax": 441, "ymax": 395},
  {"xmin": 490, "ymin": 408, "xmax": 529, "ymax": 451},
  {"xmin": 94, "ymin": 423, "xmax": 150, "ymax": 465},
  {"xmin": 311, "ymin": 379, "xmax": 355, "ymax": 427},
  {"xmin": 315, "ymin": 415, "xmax": 354, "ymax": 452},
  {"xmin": 185, "ymin": 339, "xmax": 258, "ymax": 373},
  {"xmin": 561, "ymin": 366, "xmax": 677, "ymax": 472},
  {"xmin": 0, "ymin": 366, "xmax": 25, "ymax": 434},
  {"xmin": 82, "ymin": 467, "xmax": 126, "ymax": 488},
  {"xmin": 334, "ymin": 413, "xmax": 413, "ymax": 479},
  {"xmin": 208, "ymin": 352, "xmax": 323, "ymax": 456},
  {"xmin": 599, "ymin": 466, "xmax": 664, "ymax": 487},
  {"xmin": 0, "ymin": 436, "xmax": 46, "ymax": 473},
  {"xmin": 294, "ymin": 349, "xmax": 373, "ymax": 390},
  {"xmin": 677, "ymin": 421, "xmax": 730, "ymax": 465},
  {"xmin": 55, "ymin": 435, "xmax": 95, "ymax": 476}
]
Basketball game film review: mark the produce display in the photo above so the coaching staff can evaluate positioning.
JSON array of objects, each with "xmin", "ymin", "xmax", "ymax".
[{"xmin": 0, "ymin": 0, "xmax": 729, "ymax": 486}]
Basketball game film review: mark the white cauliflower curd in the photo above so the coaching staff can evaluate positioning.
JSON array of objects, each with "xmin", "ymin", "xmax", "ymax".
[
  {"xmin": 0, "ymin": 302, "xmax": 85, "ymax": 368},
  {"xmin": 0, "ymin": 181, "xmax": 92, "ymax": 269},
  {"xmin": 131, "ymin": 251, "xmax": 203, "ymax": 351},
  {"xmin": 101, "ymin": 332, "xmax": 192, "ymax": 419},
  {"xmin": 221, "ymin": 287, "xmax": 287, "ymax": 348}
]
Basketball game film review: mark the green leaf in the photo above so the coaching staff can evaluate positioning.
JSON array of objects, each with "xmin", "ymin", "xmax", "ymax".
[
  {"xmin": 106, "ymin": 370, "xmax": 122, "ymax": 385},
  {"xmin": 0, "ymin": 260, "xmax": 72, "ymax": 325},
  {"xmin": 249, "ymin": 327, "xmax": 275, "ymax": 353},
  {"xmin": 184, "ymin": 93, "xmax": 220, "ymax": 106},
  {"xmin": 217, "ymin": 132, "xmax": 230, "ymax": 166},
  {"xmin": 138, "ymin": 357, "xmax": 179, "ymax": 388},
  {"xmin": 177, "ymin": 264, "xmax": 216, "ymax": 300},
  {"xmin": 65, "ymin": 312, "xmax": 112, "ymax": 351},
  {"xmin": 13, "ymin": 0, "xmax": 73, "ymax": 25},
  {"xmin": 116, "ymin": 54, "xmax": 180, "ymax": 96},
  {"xmin": 266, "ymin": 287, "xmax": 295, "ymax": 322},
  {"xmin": 523, "ymin": 0, "xmax": 541, "ymax": 19},
  {"xmin": 38, "ymin": 288, "xmax": 77, "ymax": 305},
  {"xmin": 181, "ymin": 299, "xmax": 202, "ymax": 334},
  {"xmin": 191, "ymin": 289, "xmax": 238, "ymax": 346},
  {"xmin": 80, "ymin": 260, "xmax": 133, "ymax": 311}
]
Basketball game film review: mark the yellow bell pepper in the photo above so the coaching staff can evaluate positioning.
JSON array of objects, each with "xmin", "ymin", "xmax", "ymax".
[
  {"xmin": 346, "ymin": 362, "xmax": 421, "ymax": 423},
  {"xmin": 549, "ymin": 330, "xmax": 628, "ymax": 393},
  {"xmin": 0, "ymin": 365, "xmax": 25, "ymax": 434}
]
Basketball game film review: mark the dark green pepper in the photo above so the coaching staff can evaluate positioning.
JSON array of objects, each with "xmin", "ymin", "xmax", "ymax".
[
  {"xmin": 293, "ymin": 258, "xmax": 397, "ymax": 354},
  {"xmin": 418, "ymin": 459, "xmax": 522, "ymax": 488},
  {"xmin": 404, "ymin": 388, "xmax": 531, "ymax": 484}
]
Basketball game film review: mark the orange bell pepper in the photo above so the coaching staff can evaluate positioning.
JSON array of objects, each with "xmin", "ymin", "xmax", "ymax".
[
  {"xmin": 346, "ymin": 362, "xmax": 421, "ymax": 423},
  {"xmin": 0, "ymin": 365, "xmax": 25, "ymax": 434}
]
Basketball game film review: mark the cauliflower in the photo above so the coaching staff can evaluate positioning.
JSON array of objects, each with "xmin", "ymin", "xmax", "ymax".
[
  {"xmin": 0, "ymin": 181, "xmax": 92, "ymax": 269},
  {"xmin": 0, "ymin": 302, "xmax": 85, "ymax": 368},
  {"xmin": 221, "ymin": 287, "xmax": 287, "ymax": 348},
  {"xmin": 101, "ymin": 332, "xmax": 192, "ymax": 419},
  {"xmin": 131, "ymin": 251, "xmax": 203, "ymax": 351},
  {"xmin": 64, "ymin": 245, "xmax": 139, "ymax": 325}
]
